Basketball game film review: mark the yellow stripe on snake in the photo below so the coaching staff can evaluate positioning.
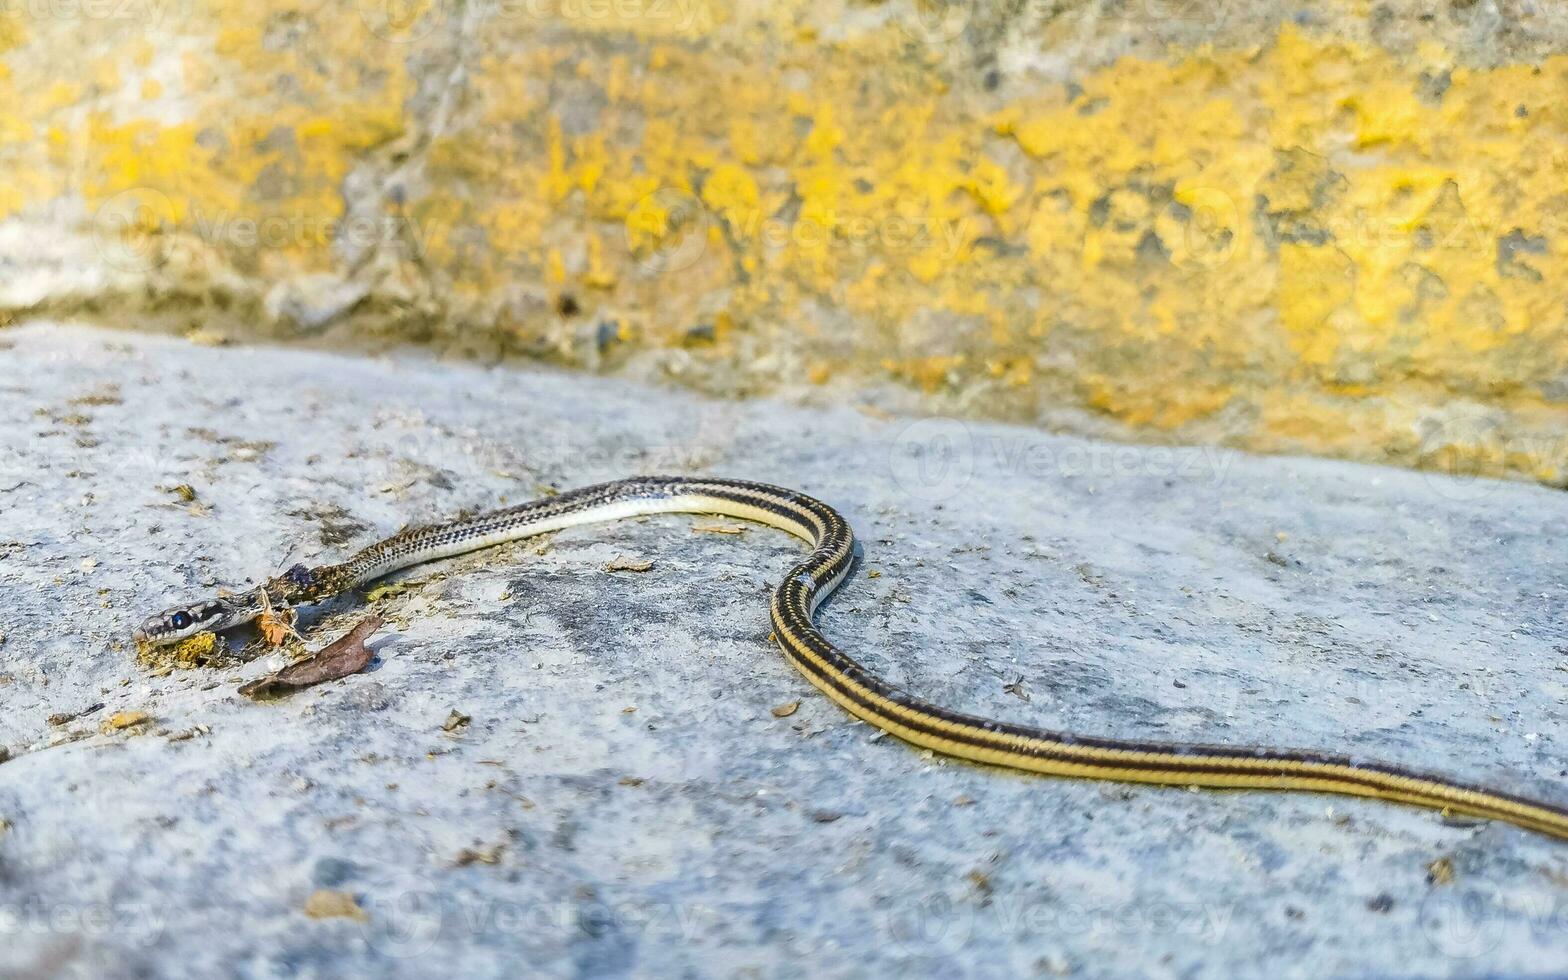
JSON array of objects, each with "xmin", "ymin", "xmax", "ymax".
[{"xmin": 132, "ymin": 476, "xmax": 1568, "ymax": 840}]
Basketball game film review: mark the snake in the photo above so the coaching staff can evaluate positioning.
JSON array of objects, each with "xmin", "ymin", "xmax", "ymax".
[{"xmin": 133, "ymin": 475, "xmax": 1568, "ymax": 840}]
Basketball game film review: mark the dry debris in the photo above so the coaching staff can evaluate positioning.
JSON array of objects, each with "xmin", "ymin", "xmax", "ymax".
[
  {"xmin": 239, "ymin": 616, "xmax": 382, "ymax": 700},
  {"xmin": 303, "ymin": 890, "xmax": 368, "ymax": 922},
  {"xmin": 47, "ymin": 703, "xmax": 104, "ymax": 726},
  {"xmin": 691, "ymin": 522, "xmax": 747, "ymax": 535},
  {"xmin": 454, "ymin": 842, "xmax": 506, "ymax": 867},
  {"xmin": 604, "ymin": 556, "xmax": 654, "ymax": 572},
  {"xmin": 256, "ymin": 590, "xmax": 302, "ymax": 647},
  {"xmin": 100, "ymin": 711, "xmax": 152, "ymax": 734},
  {"xmin": 137, "ymin": 630, "xmax": 228, "ymax": 671}
]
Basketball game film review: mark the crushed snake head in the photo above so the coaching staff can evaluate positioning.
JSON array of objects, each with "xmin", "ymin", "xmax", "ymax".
[{"xmin": 131, "ymin": 590, "xmax": 267, "ymax": 648}]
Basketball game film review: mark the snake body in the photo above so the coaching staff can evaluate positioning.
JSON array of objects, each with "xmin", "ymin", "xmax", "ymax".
[{"xmin": 134, "ymin": 476, "xmax": 1568, "ymax": 840}]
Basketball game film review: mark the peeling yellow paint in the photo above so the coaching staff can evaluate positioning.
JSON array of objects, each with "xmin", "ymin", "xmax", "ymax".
[{"xmin": 1, "ymin": 12, "xmax": 1566, "ymax": 483}]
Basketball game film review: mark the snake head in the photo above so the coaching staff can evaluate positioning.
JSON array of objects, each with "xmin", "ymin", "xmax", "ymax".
[{"xmin": 131, "ymin": 595, "xmax": 257, "ymax": 647}]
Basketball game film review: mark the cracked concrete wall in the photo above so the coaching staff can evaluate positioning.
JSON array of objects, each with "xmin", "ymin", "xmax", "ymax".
[{"xmin": 2, "ymin": 1, "xmax": 1568, "ymax": 484}]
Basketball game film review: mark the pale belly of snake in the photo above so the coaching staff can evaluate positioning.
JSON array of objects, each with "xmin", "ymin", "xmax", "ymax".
[{"xmin": 130, "ymin": 476, "xmax": 1568, "ymax": 841}]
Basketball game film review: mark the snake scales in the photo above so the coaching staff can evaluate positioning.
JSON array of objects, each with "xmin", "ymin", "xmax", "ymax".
[{"xmin": 133, "ymin": 476, "xmax": 1568, "ymax": 840}]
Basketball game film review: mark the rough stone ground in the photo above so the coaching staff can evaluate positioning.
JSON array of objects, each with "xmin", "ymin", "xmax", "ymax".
[{"xmin": 1, "ymin": 323, "xmax": 1566, "ymax": 978}]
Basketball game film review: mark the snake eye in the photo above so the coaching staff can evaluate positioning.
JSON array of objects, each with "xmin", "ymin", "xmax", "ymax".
[{"xmin": 171, "ymin": 611, "xmax": 193, "ymax": 630}]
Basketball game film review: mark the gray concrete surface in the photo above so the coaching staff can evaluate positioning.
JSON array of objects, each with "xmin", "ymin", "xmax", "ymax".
[{"xmin": 1, "ymin": 322, "xmax": 1566, "ymax": 978}]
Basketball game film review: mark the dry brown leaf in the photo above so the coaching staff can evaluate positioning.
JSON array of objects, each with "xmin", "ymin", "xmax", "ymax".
[
  {"xmin": 239, "ymin": 616, "xmax": 382, "ymax": 700},
  {"xmin": 303, "ymin": 889, "xmax": 368, "ymax": 921},
  {"xmin": 691, "ymin": 522, "xmax": 746, "ymax": 535},
  {"xmin": 771, "ymin": 700, "xmax": 801, "ymax": 718},
  {"xmin": 443, "ymin": 709, "xmax": 471, "ymax": 732},
  {"xmin": 1427, "ymin": 856, "xmax": 1456, "ymax": 886},
  {"xmin": 604, "ymin": 556, "xmax": 654, "ymax": 572}
]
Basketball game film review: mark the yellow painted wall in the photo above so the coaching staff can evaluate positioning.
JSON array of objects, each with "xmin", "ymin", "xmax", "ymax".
[{"xmin": 2, "ymin": 2, "xmax": 1566, "ymax": 484}]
